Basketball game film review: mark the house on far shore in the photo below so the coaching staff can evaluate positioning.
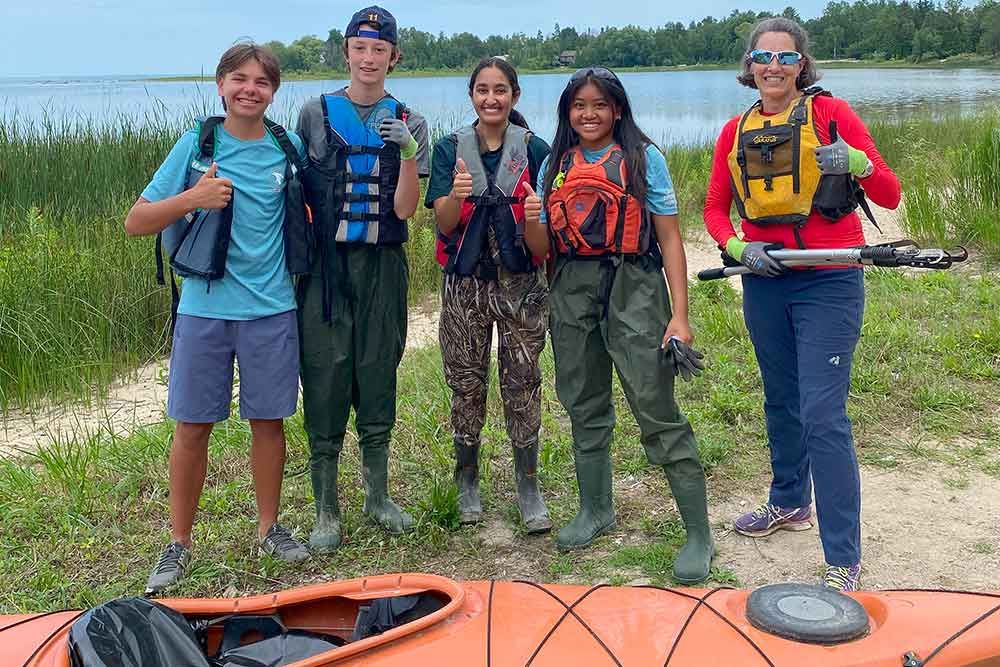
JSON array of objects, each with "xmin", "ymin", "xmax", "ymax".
[
  {"xmin": 553, "ymin": 50, "xmax": 577, "ymax": 67},
  {"xmin": 493, "ymin": 54, "xmax": 511, "ymax": 61}
]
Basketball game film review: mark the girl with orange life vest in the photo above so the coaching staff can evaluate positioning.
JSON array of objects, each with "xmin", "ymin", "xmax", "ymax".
[
  {"xmin": 703, "ymin": 18, "xmax": 901, "ymax": 592},
  {"xmin": 537, "ymin": 67, "xmax": 713, "ymax": 583},
  {"xmin": 425, "ymin": 58, "xmax": 553, "ymax": 532}
]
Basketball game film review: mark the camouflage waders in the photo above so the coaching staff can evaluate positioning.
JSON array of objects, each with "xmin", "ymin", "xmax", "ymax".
[{"xmin": 439, "ymin": 268, "xmax": 551, "ymax": 532}]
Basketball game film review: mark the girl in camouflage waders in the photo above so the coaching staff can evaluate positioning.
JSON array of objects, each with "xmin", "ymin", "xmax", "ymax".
[
  {"xmin": 538, "ymin": 67, "xmax": 714, "ymax": 583},
  {"xmin": 425, "ymin": 58, "xmax": 553, "ymax": 532}
]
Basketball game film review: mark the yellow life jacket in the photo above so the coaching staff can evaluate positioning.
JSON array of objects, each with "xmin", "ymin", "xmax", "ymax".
[{"xmin": 727, "ymin": 87, "xmax": 830, "ymax": 227}]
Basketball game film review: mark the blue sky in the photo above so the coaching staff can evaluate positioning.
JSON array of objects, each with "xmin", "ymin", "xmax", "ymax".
[{"xmin": 0, "ymin": 0, "xmax": 965, "ymax": 76}]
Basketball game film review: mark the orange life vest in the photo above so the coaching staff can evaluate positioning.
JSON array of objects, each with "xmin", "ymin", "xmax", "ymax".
[{"xmin": 546, "ymin": 145, "xmax": 650, "ymax": 256}]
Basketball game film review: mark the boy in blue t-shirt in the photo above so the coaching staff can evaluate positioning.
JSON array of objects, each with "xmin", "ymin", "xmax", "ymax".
[{"xmin": 125, "ymin": 42, "xmax": 309, "ymax": 595}]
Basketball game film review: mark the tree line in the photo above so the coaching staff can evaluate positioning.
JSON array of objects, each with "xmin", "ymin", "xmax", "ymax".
[{"xmin": 264, "ymin": 0, "xmax": 1000, "ymax": 73}]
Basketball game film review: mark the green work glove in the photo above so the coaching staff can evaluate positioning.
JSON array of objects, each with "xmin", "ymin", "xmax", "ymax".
[
  {"xmin": 814, "ymin": 136, "xmax": 872, "ymax": 177},
  {"xmin": 725, "ymin": 237, "xmax": 787, "ymax": 278}
]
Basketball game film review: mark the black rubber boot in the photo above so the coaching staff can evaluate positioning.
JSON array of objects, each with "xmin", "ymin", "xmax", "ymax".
[
  {"xmin": 513, "ymin": 443, "xmax": 552, "ymax": 534},
  {"xmin": 555, "ymin": 449, "xmax": 615, "ymax": 550},
  {"xmin": 454, "ymin": 439, "xmax": 482, "ymax": 525},
  {"xmin": 664, "ymin": 460, "xmax": 715, "ymax": 584},
  {"xmin": 361, "ymin": 444, "xmax": 415, "ymax": 534},
  {"xmin": 308, "ymin": 455, "xmax": 342, "ymax": 552}
]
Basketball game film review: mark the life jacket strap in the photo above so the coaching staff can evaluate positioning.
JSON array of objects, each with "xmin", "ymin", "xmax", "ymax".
[
  {"xmin": 334, "ymin": 173, "xmax": 382, "ymax": 185},
  {"xmin": 343, "ymin": 192, "xmax": 381, "ymax": 204},
  {"xmin": 338, "ymin": 211, "xmax": 382, "ymax": 223},
  {"xmin": 468, "ymin": 194, "xmax": 521, "ymax": 207},
  {"xmin": 345, "ymin": 145, "xmax": 383, "ymax": 156}
]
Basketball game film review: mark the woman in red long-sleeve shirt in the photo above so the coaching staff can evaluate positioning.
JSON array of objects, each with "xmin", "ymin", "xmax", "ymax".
[{"xmin": 703, "ymin": 17, "xmax": 900, "ymax": 592}]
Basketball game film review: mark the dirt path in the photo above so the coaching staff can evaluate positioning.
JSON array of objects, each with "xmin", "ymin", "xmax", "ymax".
[
  {"xmin": 711, "ymin": 465, "xmax": 1000, "ymax": 590},
  {"xmin": 5, "ymin": 205, "xmax": 998, "ymax": 589}
]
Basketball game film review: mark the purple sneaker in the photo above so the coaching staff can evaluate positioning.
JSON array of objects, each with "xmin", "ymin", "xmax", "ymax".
[
  {"xmin": 733, "ymin": 503, "xmax": 813, "ymax": 537},
  {"xmin": 824, "ymin": 563, "xmax": 862, "ymax": 592}
]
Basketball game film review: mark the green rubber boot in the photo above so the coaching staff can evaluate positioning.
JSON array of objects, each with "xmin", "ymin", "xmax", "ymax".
[
  {"xmin": 513, "ymin": 443, "xmax": 552, "ymax": 534},
  {"xmin": 556, "ymin": 449, "xmax": 615, "ymax": 550},
  {"xmin": 664, "ymin": 461, "xmax": 714, "ymax": 584},
  {"xmin": 361, "ymin": 444, "xmax": 415, "ymax": 534},
  {"xmin": 454, "ymin": 440, "xmax": 482, "ymax": 525},
  {"xmin": 308, "ymin": 455, "xmax": 342, "ymax": 552}
]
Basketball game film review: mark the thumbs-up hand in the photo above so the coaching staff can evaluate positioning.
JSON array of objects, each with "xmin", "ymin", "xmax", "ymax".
[
  {"xmin": 450, "ymin": 157, "xmax": 473, "ymax": 201},
  {"xmin": 189, "ymin": 162, "xmax": 233, "ymax": 210},
  {"xmin": 522, "ymin": 183, "xmax": 542, "ymax": 225}
]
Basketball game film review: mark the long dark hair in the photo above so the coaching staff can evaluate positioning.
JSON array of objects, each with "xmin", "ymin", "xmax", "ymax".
[
  {"xmin": 542, "ymin": 68, "xmax": 653, "ymax": 203},
  {"xmin": 467, "ymin": 56, "xmax": 530, "ymax": 130}
]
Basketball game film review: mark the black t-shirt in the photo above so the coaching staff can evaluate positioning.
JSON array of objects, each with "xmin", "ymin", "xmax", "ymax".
[{"xmin": 424, "ymin": 128, "xmax": 551, "ymax": 208}]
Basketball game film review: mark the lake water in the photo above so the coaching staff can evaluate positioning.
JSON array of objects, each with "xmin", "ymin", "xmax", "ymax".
[{"xmin": 3, "ymin": 68, "xmax": 1000, "ymax": 145}]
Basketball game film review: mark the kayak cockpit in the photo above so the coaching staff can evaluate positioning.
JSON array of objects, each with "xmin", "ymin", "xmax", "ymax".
[{"xmin": 68, "ymin": 573, "xmax": 465, "ymax": 667}]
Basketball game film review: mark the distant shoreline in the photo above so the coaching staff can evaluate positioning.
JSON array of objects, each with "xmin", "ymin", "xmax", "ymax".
[{"xmin": 146, "ymin": 57, "xmax": 1000, "ymax": 82}]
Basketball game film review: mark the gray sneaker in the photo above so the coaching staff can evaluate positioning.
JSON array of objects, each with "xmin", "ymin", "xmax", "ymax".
[
  {"xmin": 261, "ymin": 523, "xmax": 309, "ymax": 562},
  {"xmin": 145, "ymin": 542, "xmax": 192, "ymax": 595}
]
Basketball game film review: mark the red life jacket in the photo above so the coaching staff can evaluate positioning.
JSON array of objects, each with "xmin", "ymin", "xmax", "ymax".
[{"xmin": 546, "ymin": 144, "xmax": 650, "ymax": 256}]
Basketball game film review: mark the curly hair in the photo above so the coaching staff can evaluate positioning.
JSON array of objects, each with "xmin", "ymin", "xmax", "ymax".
[{"xmin": 736, "ymin": 17, "xmax": 821, "ymax": 90}]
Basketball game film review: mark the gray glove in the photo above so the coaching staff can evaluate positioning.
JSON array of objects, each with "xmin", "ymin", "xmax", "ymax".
[
  {"xmin": 814, "ymin": 135, "xmax": 851, "ymax": 175},
  {"xmin": 665, "ymin": 337, "xmax": 706, "ymax": 382},
  {"xmin": 378, "ymin": 117, "xmax": 414, "ymax": 148},
  {"xmin": 741, "ymin": 241, "xmax": 787, "ymax": 277}
]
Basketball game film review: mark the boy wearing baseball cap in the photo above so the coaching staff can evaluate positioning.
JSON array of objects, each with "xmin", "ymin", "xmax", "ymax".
[{"xmin": 296, "ymin": 6, "xmax": 430, "ymax": 552}]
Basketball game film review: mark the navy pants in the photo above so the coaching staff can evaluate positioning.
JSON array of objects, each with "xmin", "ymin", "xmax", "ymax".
[{"xmin": 742, "ymin": 268, "xmax": 864, "ymax": 567}]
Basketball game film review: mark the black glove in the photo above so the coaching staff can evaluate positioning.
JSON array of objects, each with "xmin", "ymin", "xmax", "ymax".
[{"xmin": 665, "ymin": 337, "xmax": 706, "ymax": 382}]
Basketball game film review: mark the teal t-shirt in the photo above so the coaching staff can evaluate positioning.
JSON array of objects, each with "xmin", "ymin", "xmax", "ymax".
[
  {"xmin": 537, "ymin": 142, "xmax": 678, "ymax": 223},
  {"xmin": 142, "ymin": 124, "xmax": 304, "ymax": 320}
]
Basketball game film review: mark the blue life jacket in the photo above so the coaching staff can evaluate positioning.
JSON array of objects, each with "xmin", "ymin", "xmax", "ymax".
[{"xmin": 302, "ymin": 93, "xmax": 407, "ymax": 246}]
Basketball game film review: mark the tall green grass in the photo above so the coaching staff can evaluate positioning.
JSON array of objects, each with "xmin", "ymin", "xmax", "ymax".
[
  {"xmin": 0, "ymin": 112, "xmax": 439, "ymax": 413},
  {"xmin": 869, "ymin": 109, "xmax": 1000, "ymax": 256},
  {"xmin": 0, "ymin": 114, "xmax": 183, "ymax": 413},
  {"xmin": 2, "ymin": 108, "xmax": 997, "ymax": 411}
]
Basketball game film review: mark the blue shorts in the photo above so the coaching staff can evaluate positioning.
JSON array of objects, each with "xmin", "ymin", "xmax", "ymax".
[{"xmin": 166, "ymin": 311, "xmax": 299, "ymax": 423}]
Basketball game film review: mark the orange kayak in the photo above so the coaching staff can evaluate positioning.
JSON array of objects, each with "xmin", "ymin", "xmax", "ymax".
[{"xmin": 3, "ymin": 573, "xmax": 999, "ymax": 666}]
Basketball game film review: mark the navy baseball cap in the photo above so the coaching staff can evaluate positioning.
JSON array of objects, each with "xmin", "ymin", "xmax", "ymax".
[{"xmin": 345, "ymin": 6, "xmax": 398, "ymax": 45}]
